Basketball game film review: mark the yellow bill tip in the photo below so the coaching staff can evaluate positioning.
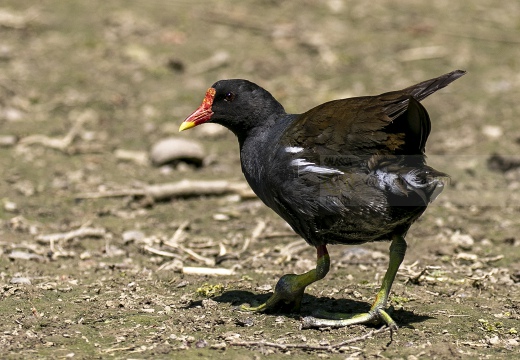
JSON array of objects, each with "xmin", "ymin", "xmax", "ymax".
[{"xmin": 179, "ymin": 121, "xmax": 196, "ymax": 132}]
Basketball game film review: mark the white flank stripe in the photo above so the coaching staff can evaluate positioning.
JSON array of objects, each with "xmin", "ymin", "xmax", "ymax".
[
  {"xmin": 291, "ymin": 158, "xmax": 314, "ymax": 166},
  {"xmin": 285, "ymin": 146, "xmax": 304, "ymax": 154},
  {"xmin": 292, "ymin": 158, "xmax": 344, "ymax": 175}
]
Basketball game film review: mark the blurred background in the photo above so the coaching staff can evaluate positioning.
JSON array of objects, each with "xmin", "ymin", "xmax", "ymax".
[{"xmin": 1, "ymin": 0, "xmax": 519, "ymax": 358}]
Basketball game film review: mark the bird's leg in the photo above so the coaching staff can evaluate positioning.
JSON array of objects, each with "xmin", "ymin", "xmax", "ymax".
[
  {"xmin": 301, "ymin": 235, "xmax": 407, "ymax": 330},
  {"xmin": 242, "ymin": 245, "xmax": 330, "ymax": 313}
]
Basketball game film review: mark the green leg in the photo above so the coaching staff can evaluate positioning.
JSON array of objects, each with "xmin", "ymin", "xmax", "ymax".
[
  {"xmin": 301, "ymin": 235, "xmax": 407, "ymax": 330},
  {"xmin": 242, "ymin": 245, "xmax": 330, "ymax": 313}
]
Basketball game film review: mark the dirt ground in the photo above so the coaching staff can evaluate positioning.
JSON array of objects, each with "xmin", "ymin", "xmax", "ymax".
[{"xmin": 1, "ymin": 1, "xmax": 519, "ymax": 359}]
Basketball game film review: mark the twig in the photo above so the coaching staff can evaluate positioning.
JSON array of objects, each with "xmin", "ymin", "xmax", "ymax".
[
  {"xmin": 405, "ymin": 265, "xmax": 443, "ymax": 285},
  {"xmin": 261, "ymin": 232, "xmax": 299, "ymax": 239},
  {"xmin": 102, "ymin": 346, "xmax": 136, "ymax": 354},
  {"xmin": 178, "ymin": 245, "xmax": 215, "ymax": 266},
  {"xmin": 164, "ymin": 236, "xmax": 215, "ymax": 266},
  {"xmin": 406, "ymin": 268, "xmax": 428, "ymax": 285},
  {"xmin": 230, "ymin": 326, "xmax": 389, "ymax": 352},
  {"xmin": 36, "ymin": 227, "xmax": 106, "ymax": 244},
  {"xmin": 19, "ymin": 110, "xmax": 90, "ymax": 152},
  {"xmin": 481, "ymin": 255, "xmax": 504, "ymax": 263},
  {"xmin": 182, "ymin": 266, "xmax": 234, "ymax": 276},
  {"xmin": 76, "ymin": 179, "xmax": 256, "ymax": 201}
]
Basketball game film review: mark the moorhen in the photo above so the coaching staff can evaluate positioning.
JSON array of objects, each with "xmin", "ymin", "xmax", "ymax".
[{"xmin": 179, "ymin": 70, "xmax": 465, "ymax": 330}]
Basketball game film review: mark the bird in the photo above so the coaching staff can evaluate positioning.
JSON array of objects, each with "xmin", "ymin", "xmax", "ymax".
[{"xmin": 179, "ymin": 70, "xmax": 465, "ymax": 330}]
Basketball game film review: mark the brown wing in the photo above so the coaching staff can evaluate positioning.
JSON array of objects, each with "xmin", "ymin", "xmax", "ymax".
[{"xmin": 281, "ymin": 70, "xmax": 465, "ymax": 159}]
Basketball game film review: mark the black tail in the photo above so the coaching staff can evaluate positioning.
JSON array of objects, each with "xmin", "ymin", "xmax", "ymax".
[
  {"xmin": 404, "ymin": 69, "xmax": 466, "ymax": 103},
  {"xmin": 382, "ymin": 70, "xmax": 466, "ymax": 120}
]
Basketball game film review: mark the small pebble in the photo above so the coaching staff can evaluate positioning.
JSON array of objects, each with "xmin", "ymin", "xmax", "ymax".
[
  {"xmin": 195, "ymin": 339, "xmax": 208, "ymax": 348},
  {"xmin": 213, "ymin": 213, "xmax": 230, "ymax": 221},
  {"xmin": 255, "ymin": 284, "xmax": 272, "ymax": 292},
  {"xmin": 0, "ymin": 135, "xmax": 18, "ymax": 147},
  {"xmin": 482, "ymin": 125, "xmax": 503, "ymax": 139},
  {"xmin": 202, "ymin": 298, "xmax": 218, "ymax": 308},
  {"xmin": 487, "ymin": 335, "xmax": 500, "ymax": 346},
  {"xmin": 3, "ymin": 200, "xmax": 18, "ymax": 212},
  {"xmin": 122, "ymin": 230, "xmax": 145, "ymax": 244},
  {"xmin": 224, "ymin": 333, "xmax": 240, "ymax": 341},
  {"xmin": 3, "ymin": 107, "xmax": 24, "ymax": 121},
  {"xmin": 176, "ymin": 280, "xmax": 189, "ymax": 288},
  {"xmin": 149, "ymin": 137, "xmax": 205, "ymax": 167},
  {"xmin": 235, "ymin": 318, "xmax": 254, "ymax": 327},
  {"xmin": 450, "ymin": 231, "xmax": 474, "ymax": 250},
  {"xmin": 210, "ymin": 341, "xmax": 227, "ymax": 350},
  {"xmin": 79, "ymin": 251, "xmax": 91, "ymax": 260},
  {"xmin": 10, "ymin": 277, "xmax": 31, "ymax": 285},
  {"xmin": 8, "ymin": 251, "xmax": 45, "ymax": 262},
  {"xmin": 507, "ymin": 339, "xmax": 519, "ymax": 347}
]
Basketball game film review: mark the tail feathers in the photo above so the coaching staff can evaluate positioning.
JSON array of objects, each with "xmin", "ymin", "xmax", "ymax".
[
  {"xmin": 382, "ymin": 70, "xmax": 466, "ymax": 120},
  {"xmin": 405, "ymin": 69, "xmax": 466, "ymax": 103},
  {"xmin": 374, "ymin": 166, "xmax": 449, "ymax": 204}
]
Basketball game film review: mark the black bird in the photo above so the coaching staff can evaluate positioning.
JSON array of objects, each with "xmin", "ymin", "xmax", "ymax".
[{"xmin": 179, "ymin": 70, "xmax": 465, "ymax": 330}]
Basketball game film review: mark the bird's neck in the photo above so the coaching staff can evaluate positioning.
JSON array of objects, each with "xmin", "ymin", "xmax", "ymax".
[{"xmin": 238, "ymin": 114, "xmax": 294, "ymax": 193}]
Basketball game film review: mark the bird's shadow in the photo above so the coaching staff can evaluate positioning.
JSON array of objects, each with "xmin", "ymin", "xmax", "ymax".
[{"xmin": 209, "ymin": 290, "xmax": 433, "ymax": 328}]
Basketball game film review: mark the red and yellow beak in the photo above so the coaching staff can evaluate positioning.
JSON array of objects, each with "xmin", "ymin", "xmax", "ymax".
[{"xmin": 179, "ymin": 88, "xmax": 216, "ymax": 131}]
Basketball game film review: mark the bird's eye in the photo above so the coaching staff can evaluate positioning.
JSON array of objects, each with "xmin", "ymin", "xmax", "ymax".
[{"xmin": 224, "ymin": 92, "xmax": 235, "ymax": 102}]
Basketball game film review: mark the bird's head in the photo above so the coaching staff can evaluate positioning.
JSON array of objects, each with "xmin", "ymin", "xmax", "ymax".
[{"xmin": 179, "ymin": 79, "xmax": 285, "ymax": 138}]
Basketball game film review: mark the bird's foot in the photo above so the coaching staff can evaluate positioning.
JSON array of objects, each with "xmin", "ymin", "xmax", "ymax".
[
  {"xmin": 241, "ymin": 274, "xmax": 307, "ymax": 313},
  {"xmin": 242, "ymin": 245, "xmax": 330, "ymax": 313},
  {"xmin": 301, "ymin": 235, "xmax": 407, "ymax": 331},
  {"xmin": 301, "ymin": 305, "xmax": 397, "ymax": 331}
]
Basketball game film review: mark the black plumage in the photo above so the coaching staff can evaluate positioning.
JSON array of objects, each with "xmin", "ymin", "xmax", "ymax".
[{"xmin": 180, "ymin": 70, "xmax": 465, "ymax": 330}]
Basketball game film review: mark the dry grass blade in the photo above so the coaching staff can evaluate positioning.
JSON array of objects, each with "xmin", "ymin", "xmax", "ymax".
[
  {"xmin": 178, "ymin": 245, "xmax": 215, "ymax": 266},
  {"xmin": 143, "ymin": 245, "xmax": 183, "ymax": 260},
  {"xmin": 275, "ymin": 239, "xmax": 309, "ymax": 264},
  {"xmin": 163, "ymin": 228, "xmax": 215, "ymax": 266},
  {"xmin": 168, "ymin": 221, "xmax": 190, "ymax": 245},
  {"xmin": 239, "ymin": 220, "xmax": 266, "ymax": 254}
]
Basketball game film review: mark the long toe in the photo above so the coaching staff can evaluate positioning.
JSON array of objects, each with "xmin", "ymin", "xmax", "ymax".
[{"xmin": 301, "ymin": 308, "xmax": 398, "ymax": 330}]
